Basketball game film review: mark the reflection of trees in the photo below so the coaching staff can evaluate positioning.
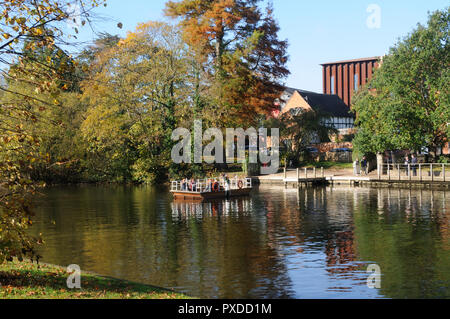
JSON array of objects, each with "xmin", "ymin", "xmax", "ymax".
[
  {"xmin": 31, "ymin": 186, "xmax": 295, "ymax": 298},
  {"xmin": 30, "ymin": 185, "xmax": 450, "ymax": 298},
  {"xmin": 353, "ymin": 188, "xmax": 450, "ymax": 298},
  {"xmin": 263, "ymin": 187, "xmax": 359, "ymax": 271}
]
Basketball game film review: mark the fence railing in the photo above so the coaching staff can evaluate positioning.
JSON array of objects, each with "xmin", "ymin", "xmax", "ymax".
[
  {"xmin": 171, "ymin": 178, "xmax": 253, "ymax": 193},
  {"xmin": 283, "ymin": 167, "xmax": 325, "ymax": 180},
  {"xmin": 377, "ymin": 163, "xmax": 449, "ymax": 182}
]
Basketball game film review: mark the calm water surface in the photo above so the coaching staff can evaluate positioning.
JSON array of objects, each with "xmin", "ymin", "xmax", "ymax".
[{"xmin": 31, "ymin": 185, "xmax": 450, "ymax": 299}]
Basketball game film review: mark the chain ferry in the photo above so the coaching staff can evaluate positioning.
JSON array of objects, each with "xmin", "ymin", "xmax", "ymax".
[{"xmin": 170, "ymin": 178, "xmax": 253, "ymax": 201}]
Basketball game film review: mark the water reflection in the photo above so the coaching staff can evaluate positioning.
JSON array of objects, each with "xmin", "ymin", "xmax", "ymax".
[
  {"xmin": 30, "ymin": 185, "xmax": 450, "ymax": 299},
  {"xmin": 171, "ymin": 198, "xmax": 253, "ymax": 220}
]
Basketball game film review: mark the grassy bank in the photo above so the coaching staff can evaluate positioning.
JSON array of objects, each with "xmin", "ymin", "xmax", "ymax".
[{"xmin": 0, "ymin": 259, "xmax": 190, "ymax": 299}]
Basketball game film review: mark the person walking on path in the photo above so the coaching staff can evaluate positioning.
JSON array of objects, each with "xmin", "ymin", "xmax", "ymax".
[
  {"xmin": 353, "ymin": 158, "xmax": 360, "ymax": 176},
  {"xmin": 411, "ymin": 154, "xmax": 418, "ymax": 176},
  {"xmin": 361, "ymin": 156, "xmax": 368, "ymax": 175},
  {"xmin": 404, "ymin": 155, "xmax": 410, "ymax": 177}
]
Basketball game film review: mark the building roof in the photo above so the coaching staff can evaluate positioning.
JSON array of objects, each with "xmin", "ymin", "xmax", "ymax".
[
  {"xmin": 284, "ymin": 88, "xmax": 354, "ymax": 118},
  {"xmin": 320, "ymin": 56, "xmax": 381, "ymax": 66}
]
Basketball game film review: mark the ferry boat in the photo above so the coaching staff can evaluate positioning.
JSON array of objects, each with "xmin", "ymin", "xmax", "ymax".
[{"xmin": 170, "ymin": 178, "xmax": 253, "ymax": 201}]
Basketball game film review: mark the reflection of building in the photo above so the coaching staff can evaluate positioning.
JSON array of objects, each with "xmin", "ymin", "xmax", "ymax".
[
  {"xmin": 321, "ymin": 57, "xmax": 381, "ymax": 107},
  {"xmin": 325, "ymin": 230, "xmax": 358, "ymax": 275}
]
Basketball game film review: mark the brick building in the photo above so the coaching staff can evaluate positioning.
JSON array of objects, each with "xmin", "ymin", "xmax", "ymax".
[{"xmin": 321, "ymin": 57, "xmax": 381, "ymax": 107}]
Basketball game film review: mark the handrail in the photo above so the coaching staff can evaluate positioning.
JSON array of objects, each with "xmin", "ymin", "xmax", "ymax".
[
  {"xmin": 171, "ymin": 178, "xmax": 253, "ymax": 193},
  {"xmin": 377, "ymin": 163, "xmax": 448, "ymax": 182}
]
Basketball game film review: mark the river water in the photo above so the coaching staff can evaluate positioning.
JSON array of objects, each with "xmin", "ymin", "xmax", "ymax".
[{"xmin": 31, "ymin": 185, "xmax": 450, "ymax": 299}]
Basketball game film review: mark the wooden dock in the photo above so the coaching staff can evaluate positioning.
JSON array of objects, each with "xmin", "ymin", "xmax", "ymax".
[{"xmin": 252, "ymin": 166, "xmax": 450, "ymax": 189}]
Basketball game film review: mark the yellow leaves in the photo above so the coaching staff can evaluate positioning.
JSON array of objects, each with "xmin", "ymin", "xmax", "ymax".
[{"xmin": 32, "ymin": 28, "xmax": 44, "ymax": 36}]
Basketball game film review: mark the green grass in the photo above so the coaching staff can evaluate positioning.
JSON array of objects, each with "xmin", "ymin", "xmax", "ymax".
[
  {"xmin": 0, "ymin": 259, "xmax": 191, "ymax": 299},
  {"xmin": 303, "ymin": 161, "xmax": 354, "ymax": 170}
]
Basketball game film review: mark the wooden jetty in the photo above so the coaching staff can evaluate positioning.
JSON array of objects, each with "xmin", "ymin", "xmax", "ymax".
[{"xmin": 252, "ymin": 165, "xmax": 450, "ymax": 189}]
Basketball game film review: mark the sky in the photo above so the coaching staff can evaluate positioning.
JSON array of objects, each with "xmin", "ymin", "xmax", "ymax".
[{"xmin": 74, "ymin": 0, "xmax": 449, "ymax": 93}]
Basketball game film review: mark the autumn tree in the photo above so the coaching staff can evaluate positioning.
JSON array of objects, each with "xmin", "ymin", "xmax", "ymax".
[
  {"xmin": 165, "ymin": 0, "xmax": 289, "ymax": 126},
  {"xmin": 81, "ymin": 22, "xmax": 190, "ymax": 183},
  {"xmin": 353, "ymin": 8, "xmax": 449, "ymax": 159},
  {"xmin": 0, "ymin": 0, "xmax": 108, "ymax": 264}
]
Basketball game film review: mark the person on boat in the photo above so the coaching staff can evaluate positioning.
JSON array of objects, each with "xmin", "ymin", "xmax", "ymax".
[
  {"xmin": 224, "ymin": 174, "xmax": 231, "ymax": 199},
  {"xmin": 181, "ymin": 179, "xmax": 188, "ymax": 191},
  {"xmin": 204, "ymin": 179, "xmax": 212, "ymax": 192},
  {"xmin": 188, "ymin": 178, "xmax": 197, "ymax": 192}
]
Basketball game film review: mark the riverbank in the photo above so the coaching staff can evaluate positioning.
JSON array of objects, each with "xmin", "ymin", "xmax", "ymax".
[{"xmin": 0, "ymin": 259, "xmax": 190, "ymax": 299}]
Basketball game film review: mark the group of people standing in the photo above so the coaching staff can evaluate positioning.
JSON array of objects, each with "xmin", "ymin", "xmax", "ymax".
[
  {"xmin": 403, "ymin": 154, "xmax": 418, "ymax": 176},
  {"xmin": 180, "ymin": 174, "xmax": 233, "ymax": 196},
  {"xmin": 354, "ymin": 153, "xmax": 419, "ymax": 176},
  {"xmin": 354, "ymin": 156, "xmax": 369, "ymax": 176}
]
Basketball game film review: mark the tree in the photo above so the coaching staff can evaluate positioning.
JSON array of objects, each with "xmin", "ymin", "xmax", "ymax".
[
  {"xmin": 266, "ymin": 110, "xmax": 336, "ymax": 166},
  {"xmin": 165, "ymin": 0, "xmax": 289, "ymax": 127},
  {"xmin": 81, "ymin": 22, "xmax": 190, "ymax": 183},
  {"xmin": 0, "ymin": 0, "xmax": 108, "ymax": 264},
  {"xmin": 352, "ymin": 8, "xmax": 450, "ymax": 159}
]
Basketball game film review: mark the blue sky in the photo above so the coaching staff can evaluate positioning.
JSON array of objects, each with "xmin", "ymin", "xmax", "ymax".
[{"xmin": 75, "ymin": 0, "xmax": 449, "ymax": 93}]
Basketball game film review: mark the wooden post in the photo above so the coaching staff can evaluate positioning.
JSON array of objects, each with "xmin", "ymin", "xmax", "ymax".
[
  {"xmin": 388, "ymin": 163, "xmax": 391, "ymax": 180},
  {"xmin": 431, "ymin": 164, "xmax": 434, "ymax": 182},
  {"xmin": 284, "ymin": 167, "xmax": 287, "ymax": 180},
  {"xmin": 314, "ymin": 167, "xmax": 317, "ymax": 178},
  {"xmin": 297, "ymin": 168, "xmax": 299, "ymax": 182},
  {"xmin": 443, "ymin": 164, "xmax": 446, "ymax": 182},
  {"xmin": 398, "ymin": 164, "xmax": 401, "ymax": 181},
  {"xmin": 419, "ymin": 164, "xmax": 422, "ymax": 182},
  {"xmin": 305, "ymin": 168, "xmax": 308, "ymax": 179},
  {"xmin": 321, "ymin": 167, "xmax": 324, "ymax": 178},
  {"xmin": 408, "ymin": 164, "xmax": 411, "ymax": 181}
]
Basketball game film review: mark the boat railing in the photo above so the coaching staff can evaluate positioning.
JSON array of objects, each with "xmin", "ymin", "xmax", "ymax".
[{"xmin": 171, "ymin": 178, "xmax": 252, "ymax": 193}]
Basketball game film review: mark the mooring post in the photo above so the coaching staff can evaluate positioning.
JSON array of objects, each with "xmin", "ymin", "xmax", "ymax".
[
  {"xmin": 297, "ymin": 168, "xmax": 299, "ymax": 187},
  {"xmin": 321, "ymin": 167, "xmax": 324, "ymax": 178},
  {"xmin": 284, "ymin": 167, "xmax": 287, "ymax": 180},
  {"xmin": 388, "ymin": 163, "xmax": 391, "ymax": 180},
  {"xmin": 398, "ymin": 164, "xmax": 401, "ymax": 181},
  {"xmin": 419, "ymin": 164, "xmax": 422, "ymax": 182},
  {"xmin": 431, "ymin": 164, "xmax": 434, "ymax": 182},
  {"xmin": 443, "ymin": 164, "xmax": 445, "ymax": 182},
  {"xmin": 305, "ymin": 168, "xmax": 308, "ymax": 179},
  {"xmin": 408, "ymin": 164, "xmax": 411, "ymax": 181},
  {"xmin": 314, "ymin": 167, "xmax": 317, "ymax": 179}
]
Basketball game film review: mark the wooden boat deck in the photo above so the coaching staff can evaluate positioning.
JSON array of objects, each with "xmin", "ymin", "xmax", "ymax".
[{"xmin": 171, "ymin": 188, "xmax": 252, "ymax": 201}]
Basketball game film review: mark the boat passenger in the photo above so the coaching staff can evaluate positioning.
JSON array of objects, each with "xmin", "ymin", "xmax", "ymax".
[
  {"xmin": 224, "ymin": 174, "xmax": 231, "ymax": 199},
  {"xmin": 181, "ymin": 179, "xmax": 188, "ymax": 191},
  {"xmin": 190, "ymin": 178, "xmax": 197, "ymax": 192},
  {"xmin": 204, "ymin": 179, "xmax": 212, "ymax": 192}
]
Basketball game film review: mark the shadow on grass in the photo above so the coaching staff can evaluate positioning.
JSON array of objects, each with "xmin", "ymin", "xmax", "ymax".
[{"xmin": 0, "ymin": 263, "xmax": 187, "ymax": 299}]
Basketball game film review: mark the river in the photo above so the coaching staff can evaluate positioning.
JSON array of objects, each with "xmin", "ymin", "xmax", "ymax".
[{"xmin": 31, "ymin": 185, "xmax": 450, "ymax": 299}]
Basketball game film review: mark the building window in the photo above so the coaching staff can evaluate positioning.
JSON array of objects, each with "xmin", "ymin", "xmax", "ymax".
[
  {"xmin": 354, "ymin": 73, "xmax": 359, "ymax": 92},
  {"xmin": 331, "ymin": 76, "xmax": 335, "ymax": 94}
]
